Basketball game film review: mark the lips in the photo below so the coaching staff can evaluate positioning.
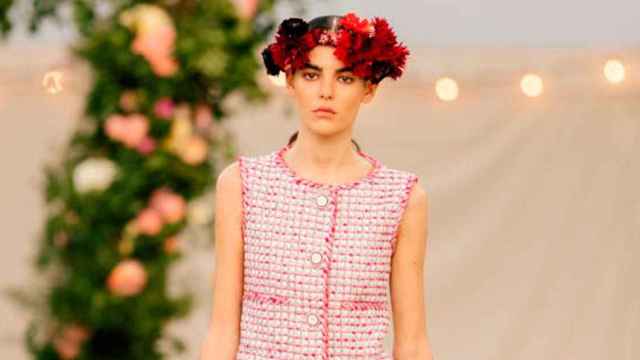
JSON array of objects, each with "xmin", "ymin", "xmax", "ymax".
[{"xmin": 313, "ymin": 107, "xmax": 336, "ymax": 114}]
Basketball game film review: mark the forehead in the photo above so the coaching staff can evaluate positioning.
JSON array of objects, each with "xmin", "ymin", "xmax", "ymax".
[{"xmin": 306, "ymin": 45, "xmax": 349, "ymax": 70}]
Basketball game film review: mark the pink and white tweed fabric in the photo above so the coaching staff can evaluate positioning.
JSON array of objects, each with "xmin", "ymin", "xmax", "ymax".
[{"xmin": 235, "ymin": 143, "xmax": 419, "ymax": 359}]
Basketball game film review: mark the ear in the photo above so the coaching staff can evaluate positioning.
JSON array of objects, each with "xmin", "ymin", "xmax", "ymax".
[{"xmin": 361, "ymin": 81, "xmax": 379, "ymax": 104}]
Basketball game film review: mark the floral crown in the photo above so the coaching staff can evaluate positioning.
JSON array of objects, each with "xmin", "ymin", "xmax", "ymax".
[{"xmin": 261, "ymin": 12, "xmax": 410, "ymax": 84}]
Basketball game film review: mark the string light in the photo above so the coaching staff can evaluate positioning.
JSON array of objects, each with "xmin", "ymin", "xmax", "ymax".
[
  {"xmin": 603, "ymin": 59, "xmax": 625, "ymax": 84},
  {"xmin": 42, "ymin": 69, "xmax": 65, "ymax": 95},
  {"xmin": 435, "ymin": 77, "xmax": 459, "ymax": 101},
  {"xmin": 1, "ymin": 55, "xmax": 634, "ymax": 100},
  {"xmin": 520, "ymin": 73, "xmax": 544, "ymax": 97}
]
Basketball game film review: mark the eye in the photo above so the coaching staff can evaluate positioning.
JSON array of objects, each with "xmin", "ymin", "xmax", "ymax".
[
  {"xmin": 302, "ymin": 72, "xmax": 318, "ymax": 80},
  {"xmin": 339, "ymin": 76, "xmax": 355, "ymax": 84}
]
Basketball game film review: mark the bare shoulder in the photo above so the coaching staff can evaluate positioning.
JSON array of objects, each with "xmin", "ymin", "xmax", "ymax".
[
  {"xmin": 216, "ymin": 159, "xmax": 247, "ymax": 206},
  {"xmin": 213, "ymin": 160, "xmax": 244, "ymax": 231},
  {"xmin": 396, "ymin": 174, "xmax": 429, "ymax": 249},
  {"xmin": 406, "ymin": 176, "xmax": 428, "ymax": 214},
  {"xmin": 216, "ymin": 160, "xmax": 242, "ymax": 191}
]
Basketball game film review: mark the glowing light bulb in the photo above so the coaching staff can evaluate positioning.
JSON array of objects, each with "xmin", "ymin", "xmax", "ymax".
[
  {"xmin": 268, "ymin": 71, "xmax": 287, "ymax": 87},
  {"xmin": 603, "ymin": 59, "xmax": 625, "ymax": 84},
  {"xmin": 435, "ymin": 77, "xmax": 459, "ymax": 101},
  {"xmin": 42, "ymin": 70, "xmax": 64, "ymax": 94},
  {"xmin": 520, "ymin": 73, "xmax": 543, "ymax": 97}
]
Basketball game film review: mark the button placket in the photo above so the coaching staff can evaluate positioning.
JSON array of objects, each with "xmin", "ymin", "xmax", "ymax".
[
  {"xmin": 309, "ymin": 191, "xmax": 330, "ymax": 262},
  {"xmin": 322, "ymin": 190, "xmax": 341, "ymax": 357}
]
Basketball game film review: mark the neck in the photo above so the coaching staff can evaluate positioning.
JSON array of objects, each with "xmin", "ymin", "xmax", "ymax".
[{"xmin": 285, "ymin": 131, "xmax": 367, "ymax": 183}]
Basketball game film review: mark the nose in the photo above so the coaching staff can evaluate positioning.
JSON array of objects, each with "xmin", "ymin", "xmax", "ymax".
[{"xmin": 319, "ymin": 76, "xmax": 334, "ymax": 100}]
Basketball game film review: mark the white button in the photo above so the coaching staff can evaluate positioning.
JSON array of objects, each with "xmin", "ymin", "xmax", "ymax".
[
  {"xmin": 316, "ymin": 195, "xmax": 328, "ymax": 207},
  {"xmin": 310, "ymin": 252, "xmax": 322, "ymax": 264},
  {"xmin": 307, "ymin": 314, "xmax": 319, "ymax": 326}
]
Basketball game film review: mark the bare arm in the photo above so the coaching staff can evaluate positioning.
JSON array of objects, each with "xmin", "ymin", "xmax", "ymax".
[
  {"xmin": 199, "ymin": 161, "xmax": 244, "ymax": 360},
  {"xmin": 390, "ymin": 178, "xmax": 434, "ymax": 360}
]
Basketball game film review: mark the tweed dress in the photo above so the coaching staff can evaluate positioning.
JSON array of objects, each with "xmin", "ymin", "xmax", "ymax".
[{"xmin": 235, "ymin": 142, "xmax": 419, "ymax": 359}]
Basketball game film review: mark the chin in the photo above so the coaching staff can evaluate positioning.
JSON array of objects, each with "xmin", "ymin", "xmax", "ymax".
[{"xmin": 303, "ymin": 120, "xmax": 345, "ymax": 137}]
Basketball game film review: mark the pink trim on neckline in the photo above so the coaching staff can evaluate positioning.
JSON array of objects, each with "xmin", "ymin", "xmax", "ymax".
[{"xmin": 274, "ymin": 142, "xmax": 382, "ymax": 190}]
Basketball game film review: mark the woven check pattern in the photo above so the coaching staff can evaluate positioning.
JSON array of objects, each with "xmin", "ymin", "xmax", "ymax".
[{"xmin": 235, "ymin": 143, "xmax": 419, "ymax": 359}]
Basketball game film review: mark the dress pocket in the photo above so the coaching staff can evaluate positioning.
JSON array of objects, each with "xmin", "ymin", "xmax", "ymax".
[
  {"xmin": 338, "ymin": 299, "xmax": 392, "ymax": 332},
  {"xmin": 334, "ymin": 299, "xmax": 391, "ymax": 358},
  {"xmin": 238, "ymin": 290, "xmax": 292, "ymax": 357},
  {"xmin": 340, "ymin": 299, "xmax": 388, "ymax": 311},
  {"xmin": 242, "ymin": 289, "xmax": 289, "ymax": 305}
]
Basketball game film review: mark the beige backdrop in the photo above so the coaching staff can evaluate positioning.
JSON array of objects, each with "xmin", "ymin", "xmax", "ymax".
[{"xmin": 1, "ymin": 45, "xmax": 638, "ymax": 359}]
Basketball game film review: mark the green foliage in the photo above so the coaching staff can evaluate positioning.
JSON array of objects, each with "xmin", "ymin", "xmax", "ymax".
[{"xmin": 0, "ymin": 0, "xmax": 310, "ymax": 358}]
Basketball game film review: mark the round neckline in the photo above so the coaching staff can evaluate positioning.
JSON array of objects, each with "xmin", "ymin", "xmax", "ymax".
[{"xmin": 274, "ymin": 142, "xmax": 382, "ymax": 190}]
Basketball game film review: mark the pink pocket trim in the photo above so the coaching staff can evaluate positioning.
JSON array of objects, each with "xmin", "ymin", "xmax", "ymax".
[
  {"xmin": 340, "ymin": 300, "xmax": 388, "ymax": 311},
  {"xmin": 243, "ymin": 290, "xmax": 289, "ymax": 305}
]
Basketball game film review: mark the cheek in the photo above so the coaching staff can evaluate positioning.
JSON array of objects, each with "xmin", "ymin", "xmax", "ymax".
[
  {"xmin": 290, "ymin": 85, "xmax": 314, "ymax": 106},
  {"xmin": 294, "ymin": 79, "xmax": 316, "ymax": 97},
  {"xmin": 337, "ymin": 88, "xmax": 365, "ymax": 108}
]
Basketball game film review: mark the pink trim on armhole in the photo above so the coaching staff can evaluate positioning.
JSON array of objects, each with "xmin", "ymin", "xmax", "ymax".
[
  {"xmin": 391, "ymin": 173, "xmax": 419, "ymax": 256},
  {"xmin": 237, "ymin": 155, "xmax": 248, "ymax": 241}
]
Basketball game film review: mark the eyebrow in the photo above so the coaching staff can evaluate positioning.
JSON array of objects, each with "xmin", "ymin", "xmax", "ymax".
[{"xmin": 303, "ymin": 63, "xmax": 353, "ymax": 73}]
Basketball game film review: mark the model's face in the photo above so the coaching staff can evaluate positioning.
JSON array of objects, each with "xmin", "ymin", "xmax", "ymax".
[{"xmin": 286, "ymin": 45, "xmax": 378, "ymax": 138}]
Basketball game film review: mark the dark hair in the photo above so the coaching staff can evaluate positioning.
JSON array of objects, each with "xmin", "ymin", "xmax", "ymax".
[
  {"xmin": 308, "ymin": 15, "xmax": 342, "ymax": 32},
  {"xmin": 287, "ymin": 130, "xmax": 362, "ymax": 152}
]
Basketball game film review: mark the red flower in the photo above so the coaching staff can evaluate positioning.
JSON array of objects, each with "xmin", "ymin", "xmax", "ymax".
[
  {"xmin": 262, "ymin": 12, "xmax": 409, "ymax": 84},
  {"xmin": 340, "ymin": 12, "xmax": 373, "ymax": 35}
]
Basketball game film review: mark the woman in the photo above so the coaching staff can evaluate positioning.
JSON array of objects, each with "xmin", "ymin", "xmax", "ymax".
[{"xmin": 200, "ymin": 12, "xmax": 433, "ymax": 360}]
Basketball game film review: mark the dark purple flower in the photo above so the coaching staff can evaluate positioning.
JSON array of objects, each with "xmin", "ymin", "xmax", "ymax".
[
  {"xmin": 261, "ymin": 46, "xmax": 281, "ymax": 76},
  {"xmin": 278, "ymin": 18, "xmax": 308, "ymax": 39}
]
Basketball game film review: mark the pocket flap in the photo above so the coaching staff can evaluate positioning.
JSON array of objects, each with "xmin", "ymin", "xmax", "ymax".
[
  {"xmin": 340, "ymin": 300, "xmax": 388, "ymax": 311},
  {"xmin": 242, "ymin": 290, "xmax": 289, "ymax": 305}
]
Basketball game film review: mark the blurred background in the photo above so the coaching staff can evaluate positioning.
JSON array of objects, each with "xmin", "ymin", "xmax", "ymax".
[{"xmin": 1, "ymin": 0, "xmax": 639, "ymax": 359}]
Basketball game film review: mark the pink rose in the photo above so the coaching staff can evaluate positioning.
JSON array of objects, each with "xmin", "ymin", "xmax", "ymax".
[
  {"xmin": 151, "ymin": 57, "xmax": 178, "ymax": 77},
  {"xmin": 136, "ymin": 135, "xmax": 156, "ymax": 155},
  {"xmin": 62, "ymin": 324, "xmax": 90, "ymax": 344},
  {"xmin": 135, "ymin": 207, "xmax": 163, "ymax": 235},
  {"xmin": 106, "ymin": 259, "xmax": 148, "ymax": 297},
  {"xmin": 53, "ymin": 336, "xmax": 80, "ymax": 359},
  {"xmin": 154, "ymin": 97, "xmax": 174, "ymax": 119},
  {"xmin": 232, "ymin": 0, "xmax": 259, "ymax": 20},
  {"xmin": 119, "ymin": 113, "xmax": 149, "ymax": 148},
  {"xmin": 149, "ymin": 188, "xmax": 186, "ymax": 224},
  {"xmin": 104, "ymin": 114, "xmax": 128, "ymax": 141},
  {"xmin": 131, "ymin": 25, "xmax": 178, "ymax": 77},
  {"xmin": 179, "ymin": 135, "xmax": 208, "ymax": 165},
  {"xmin": 104, "ymin": 113, "xmax": 149, "ymax": 149},
  {"xmin": 132, "ymin": 25, "xmax": 175, "ymax": 60},
  {"xmin": 53, "ymin": 323, "xmax": 91, "ymax": 360}
]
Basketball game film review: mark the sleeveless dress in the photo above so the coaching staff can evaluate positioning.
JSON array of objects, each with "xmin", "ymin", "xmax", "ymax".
[{"xmin": 235, "ymin": 142, "xmax": 419, "ymax": 359}]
